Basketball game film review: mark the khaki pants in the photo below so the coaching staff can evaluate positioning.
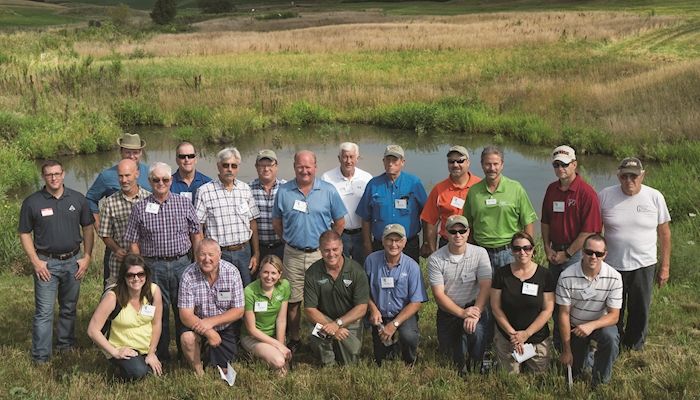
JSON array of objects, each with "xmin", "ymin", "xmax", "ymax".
[
  {"xmin": 494, "ymin": 332, "xmax": 551, "ymax": 374},
  {"xmin": 283, "ymin": 245, "xmax": 321, "ymax": 303},
  {"xmin": 309, "ymin": 321, "xmax": 363, "ymax": 366}
]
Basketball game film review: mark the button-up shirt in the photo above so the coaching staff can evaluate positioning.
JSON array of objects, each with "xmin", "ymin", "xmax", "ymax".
[
  {"xmin": 195, "ymin": 179, "xmax": 260, "ymax": 247},
  {"xmin": 364, "ymin": 251, "xmax": 428, "ymax": 318},
  {"xmin": 321, "ymin": 166, "xmax": 373, "ymax": 230},
  {"xmin": 420, "ymin": 174, "xmax": 482, "ymax": 240},
  {"xmin": 249, "ymin": 178, "xmax": 286, "ymax": 244}
]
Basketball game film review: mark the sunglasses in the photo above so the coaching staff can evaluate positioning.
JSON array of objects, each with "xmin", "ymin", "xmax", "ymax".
[
  {"xmin": 221, "ymin": 162, "xmax": 239, "ymax": 169},
  {"xmin": 150, "ymin": 177, "xmax": 171, "ymax": 184},
  {"xmin": 552, "ymin": 161, "xmax": 571, "ymax": 169},
  {"xmin": 126, "ymin": 272, "xmax": 146, "ymax": 279},
  {"xmin": 448, "ymin": 159, "xmax": 467, "ymax": 165},
  {"xmin": 511, "ymin": 245, "xmax": 534, "ymax": 253},
  {"xmin": 583, "ymin": 248, "xmax": 606, "ymax": 257},
  {"xmin": 447, "ymin": 228, "xmax": 468, "ymax": 235},
  {"xmin": 177, "ymin": 153, "xmax": 196, "ymax": 159}
]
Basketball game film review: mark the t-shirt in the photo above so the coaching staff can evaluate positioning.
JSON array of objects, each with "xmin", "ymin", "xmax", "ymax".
[
  {"xmin": 304, "ymin": 258, "xmax": 369, "ymax": 320},
  {"xmin": 428, "ymin": 244, "xmax": 492, "ymax": 308},
  {"xmin": 492, "ymin": 265, "xmax": 554, "ymax": 344},
  {"xmin": 321, "ymin": 166, "xmax": 373, "ymax": 230},
  {"xmin": 242, "ymin": 279, "xmax": 291, "ymax": 338}
]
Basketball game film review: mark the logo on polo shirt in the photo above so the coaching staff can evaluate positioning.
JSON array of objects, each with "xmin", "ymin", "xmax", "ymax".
[
  {"xmin": 567, "ymin": 199, "xmax": 577, "ymax": 207},
  {"xmin": 318, "ymin": 278, "xmax": 329, "ymax": 285},
  {"xmin": 69, "ymin": 205, "xmax": 76, "ymax": 212},
  {"xmin": 343, "ymin": 279, "xmax": 352, "ymax": 287}
]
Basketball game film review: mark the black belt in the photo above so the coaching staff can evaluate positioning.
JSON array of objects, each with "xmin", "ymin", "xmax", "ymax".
[
  {"xmin": 36, "ymin": 248, "xmax": 80, "ymax": 261},
  {"xmin": 287, "ymin": 244, "xmax": 318, "ymax": 253},
  {"xmin": 343, "ymin": 228, "xmax": 362, "ymax": 235},
  {"xmin": 551, "ymin": 243, "xmax": 571, "ymax": 251},
  {"xmin": 145, "ymin": 253, "xmax": 187, "ymax": 261},
  {"xmin": 483, "ymin": 244, "xmax": 510, "ymax": 252},
  {"xmin": 221, "ymin": 242, "xmax": 248, "ymax": 251},
  {"xmin": 261, "ymin": 241, "xmax": 283, "ymax": 249}
]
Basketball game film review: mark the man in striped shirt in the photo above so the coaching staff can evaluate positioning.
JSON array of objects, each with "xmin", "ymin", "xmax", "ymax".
[
  {"xmin": 249, "ymin": 149, "xmax": 286, "ymax": 261},
  {"xmin": 556, "ymin": 234, "xmax": 623, "ymax": 387}
]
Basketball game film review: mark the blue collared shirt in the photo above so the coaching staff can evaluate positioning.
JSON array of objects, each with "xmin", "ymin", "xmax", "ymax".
[
  {"xmin": 86, "ymin": 162, "xmax": 151, "ymax": 213},
  {"xmin": 364, "ymin": 250, "xmax": 428, "ymax": 318},
  {"xmin": 170, "ymin": 169, "xmax": 212, "ymax": 202},
  {"xmin": 356, "ymin": 172, "xmax": 427, "ymax": 239},
  {"xmin": 272, "ymin": 178, "xmax": 347, "ymax": 249}
]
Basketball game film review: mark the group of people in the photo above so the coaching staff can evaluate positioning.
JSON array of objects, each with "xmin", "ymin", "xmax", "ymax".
[{"xmin": 19, "ymin": 132, "xmax": 671, "ymax": 387}]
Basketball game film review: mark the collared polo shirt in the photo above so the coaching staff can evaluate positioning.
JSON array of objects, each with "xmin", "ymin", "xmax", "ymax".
[
  {"xmin": 242, "ymin": 278, "xmax": 291, "ymax": 337},
  {"xmin": 250, "ymin": 178, "xmax": 286, "ymax": 244},
  {"xmin": 356, "ymin": 172, "xmax": 428, "ymax": 239},
  {"xmin": 19, "ymin": 186, "xmax": 94, "ymax": 253},
  {"xmin": 272, "ymin": 178, "xmax": 347, "ymax": 249},
  {"xmin": 364, "ymin": 251, "xmax": 428, "ymax": 318},
  {"xmin": 195, "ymin": 179, "xmax": 261, "ymax": 247},
  {"xmin": 86, "ymin": 162, "xmax": 151, "ymax": 213},
  {"xmin": 556, "ymin": 261, "xmax": 623, "ymax": 326},
  {"xmin": 420, "ymin": 173, "xmax": 481, "ymax": 239},
  {"xmin": 463, "ymin": 175, "xmax": 538, "ymax": 248},
  {"xmin": 321, "ymin": 166, "xmax": 373, "ymax": 230},
  {"xmin": 541, "ymin": 174, "xmax": 602, "ymax": 246},
  {"xmin": 178, "ymin": 260, "xmax": 244, "ymax": 331},
  {"xmin": 304, "ymin": 258, "xmax": 369, "ymax": 320},
  {"xmin": 171, "ymin": 169, "xmax": 212, "ymax": 201},
  {"xmin": 428, "ymin": 244, "xmax": 492, "ymax": 308}
]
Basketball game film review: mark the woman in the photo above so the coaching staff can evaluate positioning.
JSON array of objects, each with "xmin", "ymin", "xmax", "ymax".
[
  {"xmin": 241, "ymin": 255, "xmax": 292, "ymax": 375},
  {"xmin": 87, "ymin": 254, "xmax": 163, "ymax": 380},
  {"xmin": 490, "ymin": 232, "xmax": 555, "ymax": 373}
]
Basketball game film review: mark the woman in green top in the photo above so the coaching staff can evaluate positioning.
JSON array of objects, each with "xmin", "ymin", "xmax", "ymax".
[
  {"xmin": 87, "ymin": 254, "xmax": 163, "ymax": 380},
  {"xmin": 241, "ymin": 255, "xmax": 292, "ymax": 376}
]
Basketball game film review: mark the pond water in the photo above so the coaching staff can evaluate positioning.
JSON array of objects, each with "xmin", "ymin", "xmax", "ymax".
[{"xmin": 30, "ymin": 125, "xmax": 620, "ymax": 226}]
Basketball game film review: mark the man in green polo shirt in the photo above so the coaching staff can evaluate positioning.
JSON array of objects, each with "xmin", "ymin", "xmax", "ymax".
[
  {"xmin": 304, "ymin": 230, "xmax": 369, "ymax": 366},
  {"xmin": 463, "ymin": 146, "xmax": 537, "ymax": 269}
]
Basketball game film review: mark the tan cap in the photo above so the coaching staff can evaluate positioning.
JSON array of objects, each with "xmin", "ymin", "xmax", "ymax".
[
  {"xmin": 382, "ymin": 224, "xmax": 406, "ymax": 240},
  {"xmin": 383, "ymin": 145, "xmax": 405, "ymax": 159},
  {"xmin": 447, "ymin": 145, "xmax": 469, "ymax": 159},
  {"xmin": 552, "ymin": 145, "xmax": 576, "ymax": 163},
  {"xmin": 256, "ymin": 149, "xmax": 278, "ymax": 163},
  {"xmin": 445, "ymin": 215, "xmax": 469, "ymax": 230},
  {"xmin": 618, "ymin": 157, "xmax": 644, "ymax": 175},
  {"xmin": 117, "ymin": 133, "xmax": 145, "ymax": 150}
]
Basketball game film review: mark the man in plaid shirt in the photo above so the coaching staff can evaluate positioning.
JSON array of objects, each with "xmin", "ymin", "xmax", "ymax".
[
  {"xmin": 250, "ymin": 149, "xmax": 287, "ymax": 261},
  {"xmin": 179, "ymin": 238, "xmax": 244, "ymax": 375}
]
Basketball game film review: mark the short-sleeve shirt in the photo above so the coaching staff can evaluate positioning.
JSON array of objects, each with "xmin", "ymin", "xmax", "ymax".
[
  {"xmin": 541, "ymin": 174, "xmax": 602, "ymax": 246},
  {"xmin": 242, "ymin": 279, "xmax": 291, "ymax": 337},
  {"xmin": 420, "ymin": 174, "xmax": 481, "ymax": 240},
  {"xmin": 463, "ymin": 175, "xmax": 538, "ymax": 248},
  {"xmin": 86, "ymin": 162, "xmax": 151, "ymax": 213},
  {"xmin": 178, "ymin": 260, "xmax": 244, "ymax": 331},
  {"xmin": 364, "ymin": 251, "xmax": 428, "ymax": 318},
  {"xmin": 492, "ymin": 264, "xmax": 554, "ymax": 343},
  {"xmin": 555, "ymin": 261, "xmax": 623, "ymax": 327},
  {"xmin": 249, "ymin": 178, "xmax": 286, "ymax": 245},
  {"xmin": 356, "ymin": 172, "xmax": 428, "ymax": 239},
  {"xmin": 18, "ymin": 186, "xmax": 95, "ymax": 253},
  {"xmin": 304, "ymin": 258, "xmax": 369, "ymax": 320},
  {"xmin": 321, "ymin": 166, "xmax": 373, "ymax": 230},
  {"xmin": 598, "ymin": 184, "xmax": 671, "ymax": 271},
  {"xmin": 272, "ymin": 178, "xmax": 347, "ymax": 249},
  {"xmin": 428, "ymin": 244, "xmax": 492, "ymax": 307},
  {"xmin": 170, "ymin": 169, "xmax": 212, "ymax": 201},
  {"xmin": 194, "ymin": 179, "xmax": 261, "ymax": 247}
]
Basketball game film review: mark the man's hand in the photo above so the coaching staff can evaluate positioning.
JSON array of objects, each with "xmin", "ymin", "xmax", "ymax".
[
  {"xmin": 572, "ymin": 323, "xmax": 594, "ymax": 338},
  {"xmin": 33, "ymin": 259, "xmax": 50, "ymax": 282},
  {"xmin": 419, "ymin": 242, "xmax": 435, "ymax": 258},
  {"xmin": 559, "ymin": 348, "xmax": 573, "ymax": 366},
  {"xmin": 463, "ymin": 316, "xmax": 479, "ymax": 334},
  {"xmin": 656, "ymin": 267, "xmax": 670, "ymax": 287},
  {"xmin": 321, "ymin": 321, "xmax": 340, "ymax": 337},
  {"xmin": 379, "ymin": 322, "xmax": 397, "ymax": 343},
  {"xmin": 75, "ymin": 256, "xmax": 91, "ymax": 280},
  {"xmin": 114, "ymin": 248, "xmax": 128, "ymax": 263},
  {"xmin": 249, "ymin": 255, "xmax": 259, "ymax": 275},
  {"xmin": 510, "ymin": 330, "xmax": 530, "ymax": 346},
  {"xmin": 544, "ymin": 246, "xmax": 557, "ymax": 264},
  {"xmin": 205, "ymin": 329, "xmax": 222, "ymax": 347},
  {"xmin": 191, "ymin": 319, "xmax": 214, "ymax": 336},
  {"xmin": 334, "ymin": 327, "xmax": 350, "ymax": 341},
  {"xmin": 464, "ymin": 305, "xmax": 481, "ymax": 320},
  {"xmin": 368, "ymin": 310, "xmax": 383, "ymax": 326},
  {"xmin": 552, "ymin": 251, "xmax": 569, "ymax": 265}
]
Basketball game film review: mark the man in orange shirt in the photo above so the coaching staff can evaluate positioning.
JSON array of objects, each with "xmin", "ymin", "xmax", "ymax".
[{"xmin": 420, "ymin": 146, "xmax": 481, "ymax": 257}]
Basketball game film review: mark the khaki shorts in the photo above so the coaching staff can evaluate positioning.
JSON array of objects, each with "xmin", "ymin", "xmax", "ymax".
[
  {"xmin": 240, "ymin": 334, "xmax": 263, "ymax": 353},
  {"xmin": 494, "ymin": 331, "xmax": 551, "ymax": 374},
  {"xmin": 283, "ymin": 245, "xmax": 321, "ymax": 303}
]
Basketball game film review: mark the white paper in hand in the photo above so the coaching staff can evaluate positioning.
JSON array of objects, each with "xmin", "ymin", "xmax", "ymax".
[
  {"xmin": 511, "ymin": 343, "xmax": 536, "ymax": 363},
  {"xmin": 217, "ymin": 362, "xmax": 237, "ymax": 386},
  {"xmin": 567, "ymin": 364, "xmax": 573, "ymax": 390}
]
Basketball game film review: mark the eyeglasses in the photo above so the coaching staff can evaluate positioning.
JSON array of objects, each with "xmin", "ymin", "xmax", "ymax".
[
  {"xmin": 552, "ymin": 161, "xmax": 571, "ymax": 169},
  {"xmin": 126, "ymin": 272, "xmax": 146, "ymax": 280},
  {"xmin": 448, "ymin": 159, "xmax": 467, "ymax": 165},
  {"xmin": 447, "ymin": 228, "xmax": 468, "ymax": 235},
  {"xmin": 256, "ymin": 162, "xmax": 276, "ymax": 169},
  {"xmin": 221, "ymin": 163, "xmax": 238, "ymax": 169},
  {"xmin": 619, "ymin": 173, "xmax": 639, "ymax": 181},
  {"xmin": 177, "ymin": 153, "xmax": 196, "ymax": 159},
  {"xmin": 43, "ymin": 172, "xmax": 63, "ymax": 179},
  {"xmin": 150, "ymin": 177, "xmax": 171, "ymax": 184},
  {"xmin": 583, "ymin": 248, "xmax": 606, "ymax": 257},
  {"xmin": 511, "ymin": 245, "xmax": 534, "ymax": 253}
]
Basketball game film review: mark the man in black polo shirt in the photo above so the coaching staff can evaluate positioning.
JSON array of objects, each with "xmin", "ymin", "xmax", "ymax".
[
  {"xmin": 19, "ymin": 160, "xmax": 94, "ymax": 364},
  {"xmin": 304, "ymin": 230, "xmax": 369, "ymax": 366}
]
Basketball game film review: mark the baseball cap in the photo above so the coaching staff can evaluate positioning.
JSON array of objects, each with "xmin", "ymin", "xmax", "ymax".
[
  {"xmin": 382, "ymin": 224, "xmax": 406, "ymax": 240},
  {"xmin": 447, "ymin": 145, "xmax": 469, "ymax": 159},
  {"xmin": 445, "ymin": 215, "xmax": 469, "ymax": 230},
  {"xmin": 552, "ymin": 145, "xmax": 576, "ymax": 164},
  {"xmin": 383, "ymin": 145, "xmax": 405, "ymax": 159},
  {"xmin": 618, "ymin": 157, "xmax": 644, "ymax": 175},
  {"xmin": 256, "ymin": 149, "xmax": 278, "ymax": 163}
]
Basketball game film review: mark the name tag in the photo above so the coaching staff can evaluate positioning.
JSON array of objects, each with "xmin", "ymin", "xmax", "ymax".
[
  {"xmin": 218, "ymin": 291, "xmax": 232, "ymax": 301},
  {"xmin": 381, "ymin": 277, "xmax": 395, "ymax": 288},
  {"xmin": 581, "ymin": 286, "xmax": 596, "ymax": 300},
  {"xmin": 237, "ymin": 202, "xmax": 249, "ymax": 214},
  {"xmin": 145, "ymin": 202, "xmax": 160, "ymax": 214},
  {"xmin": 521, "ymin": 282, "xmax": 539, "ymax": 296},
  {"xmin": 140, "ymin": 304, "xmax": 156, "ymax": 317},
  {"xmin": 293, "ymin": 200, "xmax": 308, "ymax": 213},
  {"xmin": 485, "ymin": 198, "xmax": 497, "ymax": 206},
  {"xmin": 41, "ymin": 208, "xmax": 54, "ymax": 217},
  {"xmin": 450, "ymin": 196, "xmax": 465, "ymax": 209},
  {"xmin": 180, "ymin": 192, "xmax": 192, "ymax": 200},
  {"xmin": 254, "ymin": 301, "xmax": 268, "ymax": 312},
  {"xmin": 394, "ymin": 199, "xmax": 407, "ymax": 209},
  {"xmin": 553, "ymin": 201, "xmax": 565, "ymax": 213}
]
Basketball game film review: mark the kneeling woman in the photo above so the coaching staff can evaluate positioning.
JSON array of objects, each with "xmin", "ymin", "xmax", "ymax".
[
  {"xmin": 88, "ymin": 254, "xmax": 163, "ymax": 380},
  {"xmin": 241, "ymin": 255, "xmax": 292, "ymax": 375},
  {"xmin": 490, "ymin": 232, "xmax": 555, "ymax": 373}
]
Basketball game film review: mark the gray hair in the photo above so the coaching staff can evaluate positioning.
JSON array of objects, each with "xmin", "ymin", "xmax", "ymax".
[
  {"xmin": 149, "ymin": 162, "xmax": 172, "ymax": 177},
  {"xmin": 480, "ymin": 145, "xmax": 504, "ymax": 163},
  {"xmin": 339, "ymin": 142, "xmax": 359, "ymax": 156},
  {"xmin": 217, "ymin": 147, "xmax": 241, "ymax": 164}
]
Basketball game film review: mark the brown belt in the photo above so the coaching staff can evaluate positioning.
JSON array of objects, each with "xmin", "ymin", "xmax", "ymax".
[{"xmin": 221, "ymin": 242, "xmax": 248, "ymax": 251}]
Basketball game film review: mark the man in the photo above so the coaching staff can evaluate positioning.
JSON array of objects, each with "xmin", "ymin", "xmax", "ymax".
[
  {"xmin": 598, "ymin": 157, "xmax": 671, "ymax": 351},
  {"xmin": 557, "ymin": 234, "xmax": 623, "ymax": 387},
  {"xmin": 19, "ymin": 160, "xmax": 94, "ymax": 364},
  {"xmin": 179, "ymin": 239, "xmax": 244, "ymax": 376},
  {"xmin": 463, "ymin": 146, "xmax": 537, "ymax": 269},
  {"xmin": 86, "ymin": 132, "xmax": 151, "ymax": 285},
  {"xmin": 357, "ymin": 144, "xmax": 427, "ymax": 263},
  {"xmin": 541, "ymin": 145, "xmax": 602, "ymax": 350},
  {"xmin": 249, "ymin": 149, "xmax": 286, "ymax": 261},
  {"xmin": 420, "ymin": 145, "xmax": 481, "ymax": 257},
  {"xmin": 304, "ymin": 231, "xmax": 369, "ymax": 366},
  {"xmin": 365, "ymin": 224, "xmax": 428, "ymax": 366},
  {"xmin": 123, "ymin": 162, "xmax": 201, "ymax": 362},
  {"xmin": 428, "ymin": 215, "xmax": 492, "ymax": 373},
  {"xmin": 98, "ymin": 159, "xmax": 151, "ymax": 286},
  {"xmin": 321, "ymin": 142, "xmax": 373, "ymax": 264},
  {"xmin": 195, "ymin": 147, "xmax": 261, "ymax": 287},
  {"xmin": 272, "ymin": 150, "xmax": 347, "ymax": 349},
  {"xmin": 170, "ymin": 141, "xmax": 211, "ymax": 201}
]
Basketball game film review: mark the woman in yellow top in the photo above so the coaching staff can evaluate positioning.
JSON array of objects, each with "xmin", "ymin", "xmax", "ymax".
[{"xmin": 88, "ymin": 254, "xmax": 163, "ymax": 380}]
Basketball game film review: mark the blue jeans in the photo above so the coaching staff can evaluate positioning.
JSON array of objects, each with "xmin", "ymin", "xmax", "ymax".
[
  {"xmin": 570, "ymin": 325, "xmax": 619, "ymax": 386},
  {"xmin": 371, "ymin": 314, "xmax": 420, "ymax": 366},
  {"xmin": 342, "ymin": 231, "xmax": 365, "ymax": 266},
  {"xmin": 436, "ymin": 307, "xmax": 491, "ymax": 372},
  {"xmin": 110, "ymin": 354, "xmax": 149, "ymax": 381},
  {"xmin": 145, "ymin": 255, "xmax": 191, "ymax": 363},
  {"xmin": 550, "ymin": 250, "xmax": 582, "ymax": 351},
  {"xmin": 222, "ymin": 245, "xmax": 251, "ymax": 287},
  {"xmin": 33, "ymin": 255, "xmax": 81, "ymax": 362},
  {"xmin": 618, "ymin": 265, "xmax": 656, "ymax": 350},
  {"xmin": 485, "ymin": 247, "xmax": 513, "ymax": 271}
]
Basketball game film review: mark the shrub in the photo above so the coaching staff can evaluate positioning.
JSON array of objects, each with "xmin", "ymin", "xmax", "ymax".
[
  {"xmin": 114, "ymin": 99, "xmax": 164, "ymax": 127},
  {"xmin": 197, "ymin": 0, "xmax": 235, "ymax": 13},
  {"xmin": 151, "ymin": 0, "xmax": 176, "ymax": 25},
  {"xmin": 206, "ymin": 109, "xmax": 270, "ymax": 143},
  {"xmin": 174, "ymin": 105, "xmax": 213, "ymax": 127},
  {"xmin": 279, "ymin": 101, "xmax": 334, "ymax": 126}
]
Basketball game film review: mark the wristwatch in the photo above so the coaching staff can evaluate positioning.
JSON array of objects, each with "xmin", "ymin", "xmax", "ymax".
[
  {"xmin": 392, "ymin": 320, "xmax": 400, "ymax": 328},
  {"xmin": 336, "ymin": 319, "xmax": 344, "ymax": 327}
]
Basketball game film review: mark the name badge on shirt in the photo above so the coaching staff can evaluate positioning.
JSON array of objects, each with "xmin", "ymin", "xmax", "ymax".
[
  {"xmin": 521, "ymin": 282, "xmax": 539, "ymax": 296},
  {"xmin": 254, "ymin": 301, "xmax": 268, "ymax": 312},
  {"xmin": 485, "ymin": 198, "xmax": 497, "ymax": 206},
  {"xmin": 293, "ymin": 200, "xmax": 308, "ymax": 213},
  {"xmin": 381, "ymin": 277, "xmax": 395, "ymax": 288},
  {"xmin": 394, "ymin": 199, "xmax": 408, "ymax": 209},
  {"xmin": 237, "ymin": 202, "xmax": 249, "ymax": 214},
  {"xmin": 218, "ymin": 291, "xmax": 232, "ymax": 301},
  {"xmin": 180, "ymin": 192, "xmax": 192, "ymax": 200},
  {"xmin": 145, "ymin": 202, "xmax": 160, "ymax": 214},
  {"xmin": 581, "ymin": 286, "xmax": 596, "ymax": 300},
  {"xmin": 140, "ymin": 304, "xmax": 156, "ymax": 317},
  {"xmin": 450, "ymin": 196, "xmax": 465, "ymax": 209},
  {"xmin": 41, "ymin": 208, "xmax": 54, "ymax": 217},
  {"xmin": 553, "ymin": 201, "xmax": 565, "ymax": 213}
]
